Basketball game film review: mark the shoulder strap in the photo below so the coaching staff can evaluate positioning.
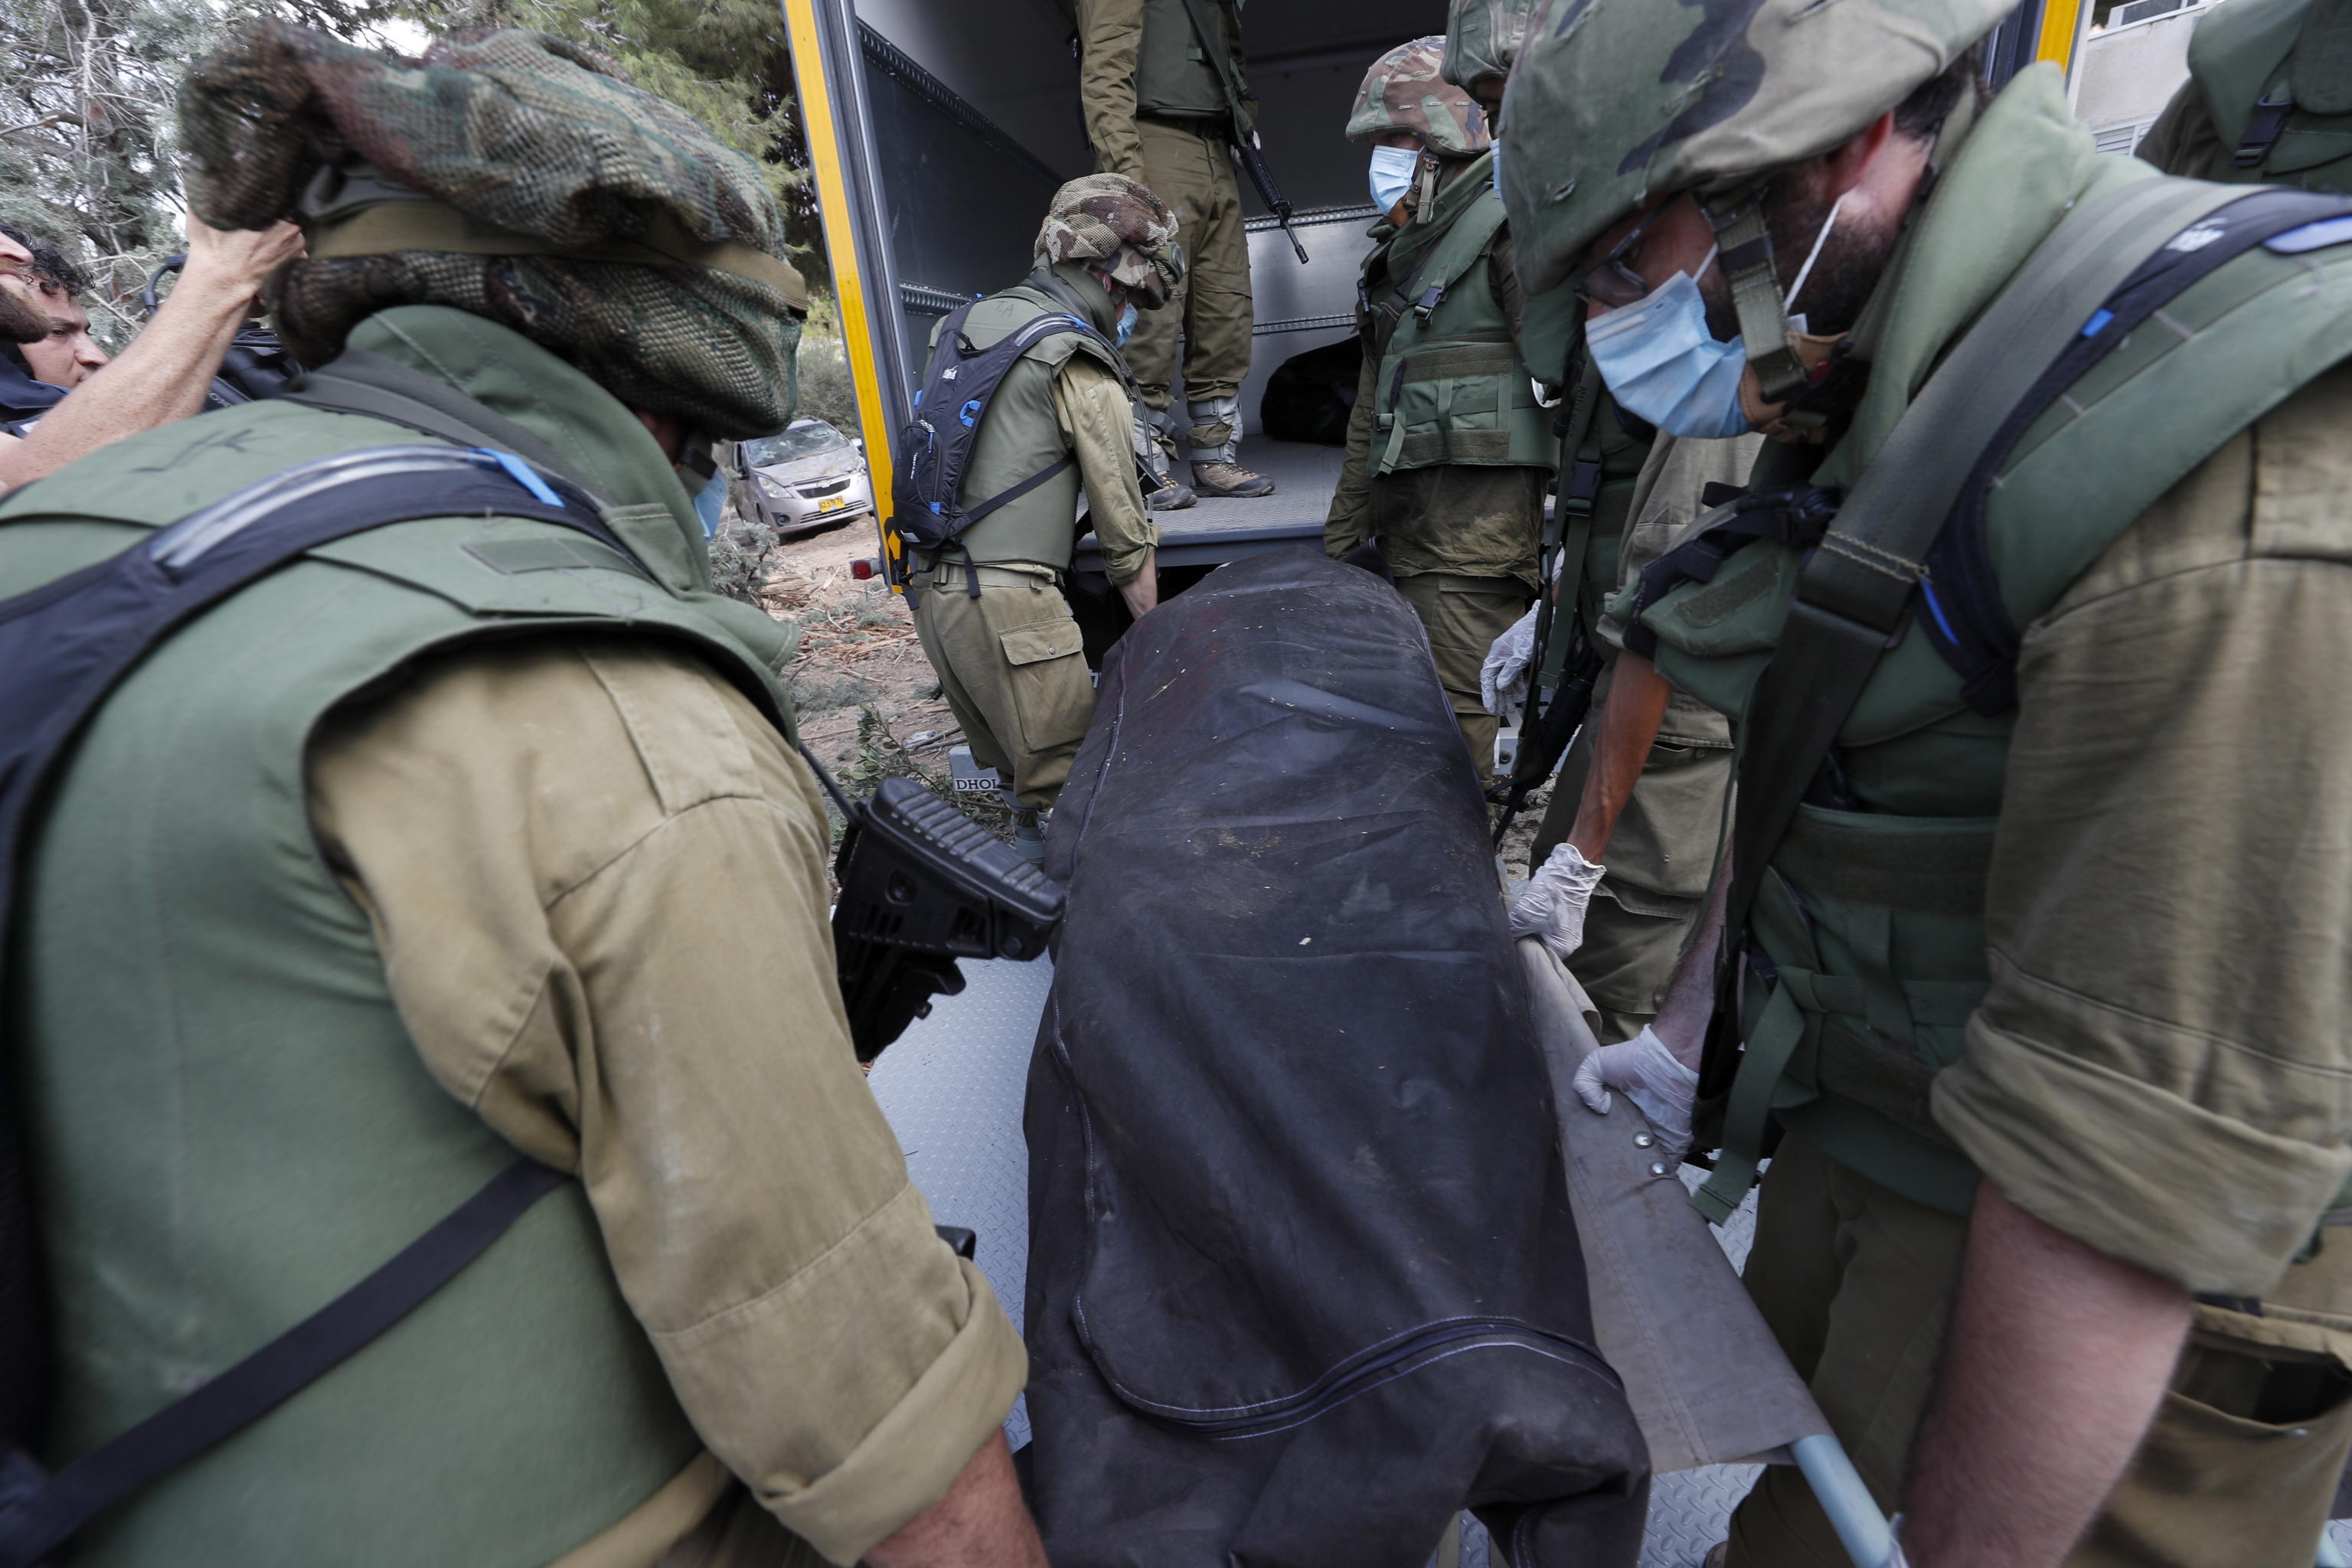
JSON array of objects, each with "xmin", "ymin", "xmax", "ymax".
[
  {"xmin": 0, "ymin": 1159, "xmax": 563, "ymax": 1568},
  {"xmin": 1689, "ymin": 176, "xmax": 2282, "ymax": 1221},
  {"xmin": 1917, "ymin": 185, "xmax": 2352, "ymax": 712},
  {"xmin": 1170, "ymin": 0, "xmax": 1249, "ymax": 141},
  {"xmin": 277, "ymin": 348, "xmax": 587, "ymax": 492},
  {"xmin": 0, "ymin": 448, "xmax": 619, "ymax": 1550}
]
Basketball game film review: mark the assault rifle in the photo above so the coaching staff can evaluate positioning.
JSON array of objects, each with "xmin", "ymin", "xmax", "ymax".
[
  {"xmin": 1491, "ymin": 632, "xmax": 1604, "ymax": 848},
  {"xmin": 1171, "ymin": 0, "xmax": 1309, "ymax": 264},
  {"xmin": 806, "ymin": 767, "xmax": 1064, "ymax": 1062}
]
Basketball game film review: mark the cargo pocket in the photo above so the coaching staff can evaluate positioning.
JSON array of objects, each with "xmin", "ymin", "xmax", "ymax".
[{"xmin": 998, "ymin": 617, "xmax": 1093, "ymax": 754}]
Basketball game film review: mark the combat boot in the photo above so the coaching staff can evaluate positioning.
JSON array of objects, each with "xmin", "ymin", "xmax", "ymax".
[
  {"xmin": 1191, "ymin": 458, "xmax": 1276, "ymax": 498},
  {"xmin": 1011, "ymin": 807, "xmax": 1048, "ymax": 863},
  {"xmin": 1187, "ymin": 395, "xmax": 1278, "ymax": 498}
]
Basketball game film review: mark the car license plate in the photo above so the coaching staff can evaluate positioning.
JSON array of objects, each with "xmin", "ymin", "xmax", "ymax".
[{"xmin": 818, "ymin": 497, "xmax": 847, "ymax": 512}]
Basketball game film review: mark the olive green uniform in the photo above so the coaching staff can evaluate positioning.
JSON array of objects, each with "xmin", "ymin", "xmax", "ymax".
[
  {"xmin": 2138, "ymin": 0, "xmax": 2352, "ymax": 193},
  {"xmin": 1620, "ymin": 76, "xmax": 2352, "ymax": 1568},
  {"xmin": 0, "ymin": 305, "xmax": 1025, "ymax": 1567},
  {"xmin": 1323, "ymin": 153, "xmax": 1552, "ymax": 782},
  {"xmin": 1075, "ymin": 0, "xmax": 1254, "ymax": 460},
  {"xmin": 1533, "ymin": 430, "xmax": 1759, "ymax": 1043},
  {"xmin": 909, "ymin": 265, "xmax": 1155, "ymax": 808}
]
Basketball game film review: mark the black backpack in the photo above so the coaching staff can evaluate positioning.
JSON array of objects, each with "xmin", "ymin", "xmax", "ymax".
[
  {"xmin": 895, "ymin": 299, "xmax": 1112, "ymax": 593},
  {"xmin": 0, "ymin": 447, "xmax": 621, "ymax": 1568}
]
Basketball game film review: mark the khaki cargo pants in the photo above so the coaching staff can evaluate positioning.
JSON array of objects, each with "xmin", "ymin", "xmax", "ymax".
[
  {"xmin": 1392, "ymin": 571, "xmax": 1530, "ymax": 787},
  {"xmin": 1124, "ymin": 116, "xmax": 1253, "ymax": 438},
  {"xmin": 910, "ymin": 563, "xmax": 1094, "ymax": 809},
  {"xmin": 1729, "ymin": 1134, "xmax": 2352, "ymax": 1568}
]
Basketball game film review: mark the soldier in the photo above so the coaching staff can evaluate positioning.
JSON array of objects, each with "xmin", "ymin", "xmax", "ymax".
[
  {"xmin": 1438, "ymin": 0, "xmax": 1748, "ymax": 1045},
  {"xmin": 1506, "ymin": 4, "xmax": 2352, "ymax": 1566},
  {"xmin": 906, "ymin": 175, "xmax": 1171, "ymax": 860},
  {"xmin": 1075, "ymin": 0, "xmax": 1273, "ymax": 498},
  {"xmin": 1321, "ymin": 38, "xmax": 1549, "ymax": 786},
  {"xmin": 2137, "ymin": 0, "xmax": 2350, "ymax": 191},
  {"xmin": 0, "ymin": 229, "xmax": 108, "ymax": 391},
  {"xmin": 0, "ymin": 24, "xmax": 1041, "ymax": 1566},
  {"xmin": 0, "ymin": 213, "xmax": 302, "ymax": 485}
]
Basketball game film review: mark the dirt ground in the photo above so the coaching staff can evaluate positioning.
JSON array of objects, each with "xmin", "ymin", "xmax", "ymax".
[
  {"xmin": 749, "ymin": 514, "xmax": 1557, "ymax": 871},
  {"xmin": 753, "ymin": 517, "xmax": 956, "ymax": 776}
]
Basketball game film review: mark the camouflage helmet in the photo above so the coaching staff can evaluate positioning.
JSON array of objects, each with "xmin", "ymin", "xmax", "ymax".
[
  {"xmin": 1499, "ymin": 0, "xmax": 2012, "ymax": 297},
  {"xmin": 1442, "ymin": 0, "xmax": 1541, "ymax": 94},
  {"xmin": 1346, "ymin": 37, "xmax": 1492, "ymax": 159},
  {"xmin": 1034, "ymin": 174, "xmax": 1186, "ymax": 309}
]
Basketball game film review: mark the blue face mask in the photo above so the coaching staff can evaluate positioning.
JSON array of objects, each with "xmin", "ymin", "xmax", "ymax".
[
  {"xmin": 1115, "ymin": 302, "xmax": 1138, "ymax": 348},
  {"xmin": 1490, "ymin": 140, "xmax": 1504, "ymax": 201},
  {"xmin": 1368, "ymin": 145, "xmax": 1419, "ymax": 215},
  {"xmin": 1583, "ymin": 250, "xmax": 1753, "ymax": 440}
]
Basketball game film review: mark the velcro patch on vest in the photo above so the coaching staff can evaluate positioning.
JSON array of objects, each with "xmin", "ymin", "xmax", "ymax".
[{"xmin": 464, "ymin": 537, "xmax": 641, "ymax": 577}]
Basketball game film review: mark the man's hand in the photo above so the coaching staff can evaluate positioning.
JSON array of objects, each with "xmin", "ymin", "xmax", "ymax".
[
  {"xmin": 180, "ymin": 213, "xmax": 305, "ymax": 302},
  {"xmin": 1481, "ymin": 602, "xmax": 1539, "ymax": 716},
  {"xmin": 1117, "ymin": 550, "xmax": 1159, "ymax": 619},
  {"xmin": 0, "ymin": 213, "xmax": 304, "ymax": 492},
  {"xmin": 1511, "ymin": 841, "xmax": 1606, "ymax": 960},
  {"xmin": 865, "ymin": 1429, "xmax": 1048, "ymax": 1568},
  {"xmin": 1570, "ymin": 1025, "xmax": 1698, "ymax": 1155},
  {"xmin": 1900, "ymin": 1181, "xmax": 2192, "ymax": 1568}
]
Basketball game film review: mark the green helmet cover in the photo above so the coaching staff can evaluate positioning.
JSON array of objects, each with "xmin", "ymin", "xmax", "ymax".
[
  {"xmin": 1442, "ymin": 0, "xmax": 1542, "ymax": 91},
  {"xmin": 1347, "ymin": 36, "xmax": 1494, "ymax": 158},
  {"xmin": 1498, "ymin": 0, "xmax": 2013, "ymax": 295}
]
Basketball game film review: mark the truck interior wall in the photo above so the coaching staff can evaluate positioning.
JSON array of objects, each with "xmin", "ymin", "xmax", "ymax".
[{"xmin": 848, "ymin": 0, "xmax": 1448, "ymax": 439}]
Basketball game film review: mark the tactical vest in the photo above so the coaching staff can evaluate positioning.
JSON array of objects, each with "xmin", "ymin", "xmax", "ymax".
[
  {"xmin": 1640, "ymin": 177, "xmax": 2352, "ymax": 1218},
  {"xmin": 0, "ymin": 398, "xmax": 797, "ymax": 1564},
  {"xmin": 1360, "ymin": 154, "xmax": 1554, "ymax": 483},
  {"xmin": 2188, "ymin": 0, "xmax": 2352, "ymax": 194},
  {"xmin": 1135, "ymin": 0, "xmax": 1238, "ymax": 124},
  {"xmin": 927, "ymin": 278, "xmax": 1130, "ymax": 577}
]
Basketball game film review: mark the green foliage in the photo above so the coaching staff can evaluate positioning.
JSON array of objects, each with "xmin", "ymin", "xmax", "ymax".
[{"xmin": 831, "ymin": 705, "xmax": 1008, "ymax": 844}]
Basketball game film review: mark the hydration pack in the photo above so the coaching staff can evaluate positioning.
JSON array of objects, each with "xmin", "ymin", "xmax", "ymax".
[{"xmin": 894, "ymin": 301, "xmax": 1112, "ymax": 588}]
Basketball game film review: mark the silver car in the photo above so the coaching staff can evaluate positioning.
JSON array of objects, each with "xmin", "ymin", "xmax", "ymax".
[{"xmin": 728, "ymin": 418, "xmax": 875, "ymax": 535}]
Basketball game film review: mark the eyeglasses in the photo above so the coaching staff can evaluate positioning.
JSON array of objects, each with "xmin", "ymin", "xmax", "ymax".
[{"xmin": 1579, "ymin": 203, "xmax": 1668, "ymax": 309}]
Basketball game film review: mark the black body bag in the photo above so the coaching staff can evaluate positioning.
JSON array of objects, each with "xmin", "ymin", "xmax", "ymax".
[{"xmin": 1022, "ymin": 550, "xmax": 1649, "ymax": 1568}]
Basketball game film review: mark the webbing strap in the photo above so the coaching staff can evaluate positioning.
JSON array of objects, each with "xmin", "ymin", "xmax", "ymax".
[
  {"xmin": 1697, "ymin": 175, "xmax": 2251, "ymax": 1157},
  {"xmin": 1171, "ymin": 0, "xmax": 1251, "ymax": 143},
  {"xmin": 960, "ymin": 452, "xmax": 1076, "ymax": 531},
  {"xmin": 0, "ymin": 1160, "xmax": 564, "ymax": 1568},
  {"xmin": 1706, "ymin": 198, "xmax": 1808, "ymax": 407}
]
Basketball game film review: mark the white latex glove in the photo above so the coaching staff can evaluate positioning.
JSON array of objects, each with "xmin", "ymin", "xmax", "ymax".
[
  {"xmin": 1570, "ymin": 1025, "xmax": 1699, "ymax": 1158},
  {"xmin": 1479, "ymin": 601, "xmax": 1540, "ymax": 717},
  {"xmin": 1510, "ymin": 841, "xmax": 1606, "ymax": 960}
]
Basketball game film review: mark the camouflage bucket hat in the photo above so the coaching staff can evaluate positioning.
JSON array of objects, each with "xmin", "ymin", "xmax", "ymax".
[
  {"xmin": 180, "ymin": 21, "xmax": 808, "ymax": 438},
  {"xmin": 1442, "ymin": 0, "xmax": 1542, "ymax": 93},
  {"xmin": 1499, "ymin": 0, "xmax": 2013, "ymax": 296},
  {"xmin": 1035, "ymin": 174, "xmax": 1186, "ymax": 309},
  {"xmin": 1348, "ymin": 36, "xmax": 1492, "ymax": 158}
]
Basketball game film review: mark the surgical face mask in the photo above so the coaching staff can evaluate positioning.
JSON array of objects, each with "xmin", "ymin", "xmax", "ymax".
[
  {"xmin": 1368, "ymin": 144, "xmax": 1419, "ymax": 216},
  {"xmin": 1490, "ymin": 139, "xmax": 1504, "ymax": 200},
  {"xmin": 1115, "ymin": 301, "xmax": 1138, "ymax": 348},
  {"xmin": 1583, "ymin": 251, "xmax": 1753, "ymax": 440}
]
